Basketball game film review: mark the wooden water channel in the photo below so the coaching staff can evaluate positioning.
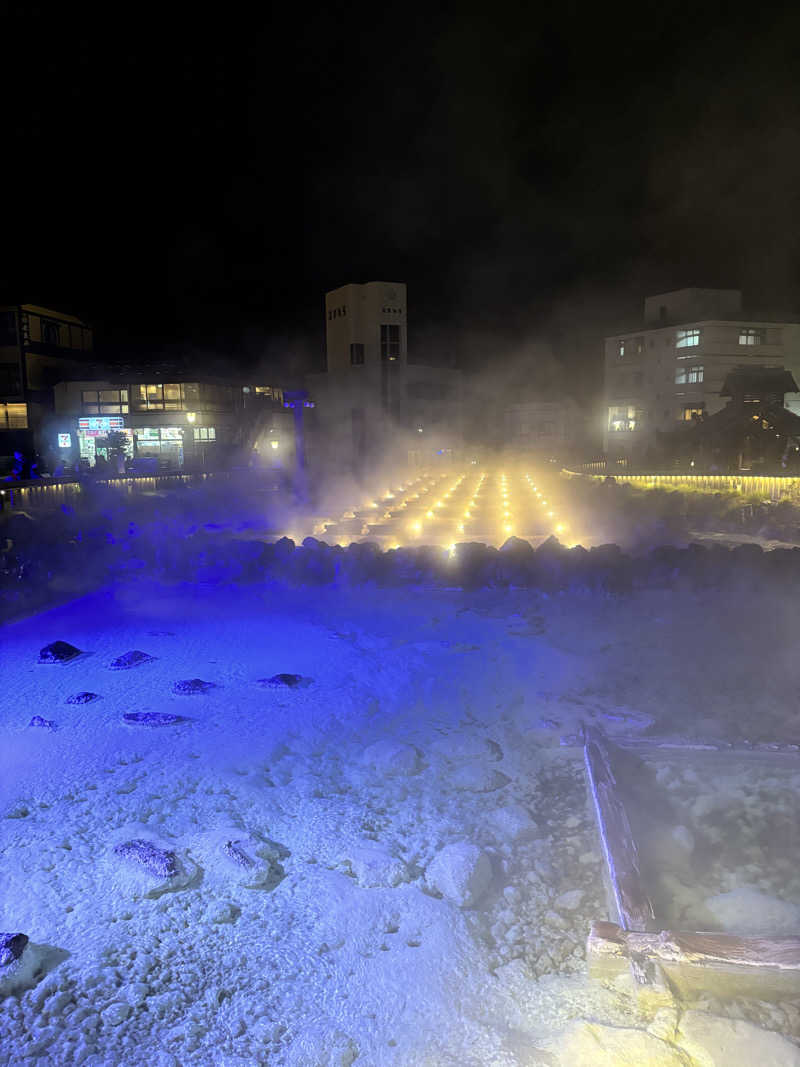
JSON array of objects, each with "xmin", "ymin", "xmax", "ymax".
[{"xmin": 582, "ymin": 724, "xmax": 800, "ymax": 1001}]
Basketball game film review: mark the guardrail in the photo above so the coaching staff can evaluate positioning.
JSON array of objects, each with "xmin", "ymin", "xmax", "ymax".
[
  {"xmin": 563, "ymin": 469, "xmax": 800, "ymax": 501},
  {"xmin": 0, "ymin": 470, "xmax": 224, "ymax": 512}
]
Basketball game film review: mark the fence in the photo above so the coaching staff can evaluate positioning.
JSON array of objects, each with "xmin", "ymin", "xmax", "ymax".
[
  {"xmin": 564, "ymin": 468, "xmax": 800, "ymax": 502},
  {"xmin": 0, "ymin": 471, "xmax": 224, "ymax": 513}
]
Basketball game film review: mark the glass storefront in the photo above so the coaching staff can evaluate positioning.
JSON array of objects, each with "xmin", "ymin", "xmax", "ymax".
[{"xmin": 74, "ymin": 424, "xmax": 185, "ymax": 470}]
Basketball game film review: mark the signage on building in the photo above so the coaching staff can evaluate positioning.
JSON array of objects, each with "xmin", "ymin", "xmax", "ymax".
[
  {"xmin": 58, "ymin": 433, "xmax": 72, "ymax": 448},
  {"xmin": 78, "ymin": 416, "xmax": 124, "ymax": 432}
]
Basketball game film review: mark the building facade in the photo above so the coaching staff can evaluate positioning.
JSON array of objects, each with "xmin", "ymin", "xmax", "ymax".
[
  {"xmin": 603, "ymin": 288, "xmax": 800, "ymax": 464},
  {"xmin": 0, "ymin": 304, "xmax": 94, "ymax": 466},
  {"xmin": 49, "ymin": 376, "xmax": 292, "ymax": 473},
  {"xmin": 308, "ymin": 281, "xmax": 462, "ymax": 477}
]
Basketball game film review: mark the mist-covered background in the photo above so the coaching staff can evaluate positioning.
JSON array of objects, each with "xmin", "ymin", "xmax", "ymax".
[{"xmin": 4, "ymin": 4, "xmax": 800, "ymax": 400}]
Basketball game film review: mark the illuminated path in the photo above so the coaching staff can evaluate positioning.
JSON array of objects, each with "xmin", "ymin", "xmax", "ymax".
[{"xmin": 284, "ymin": 468, "xmax": 576, "ymax": 550}]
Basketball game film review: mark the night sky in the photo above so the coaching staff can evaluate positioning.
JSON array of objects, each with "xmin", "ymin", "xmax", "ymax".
[{"xmin": 4, "ymin": 5, "xmax": 800, "ymax": 394}]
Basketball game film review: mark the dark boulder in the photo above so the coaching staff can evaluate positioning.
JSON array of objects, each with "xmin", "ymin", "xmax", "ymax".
[
  {"xmin": 110, "ymin": 650, "xmax": 156, "ymax": 670},
  {"xmin": 122, "ymin": 712, "xmax": 190, "ymax": 727},
  {"xmin": 39, "ymin": 641, "xmax": 82, "ymax": 664}
]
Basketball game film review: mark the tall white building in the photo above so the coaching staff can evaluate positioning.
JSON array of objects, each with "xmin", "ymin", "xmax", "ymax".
[
  {"xmin": 307, "ymin": 281, "xmax": 462, "ymax": 477},
  {"xmin": 603, "ymin": 288, "xmax": 800, "ymax": 462}
]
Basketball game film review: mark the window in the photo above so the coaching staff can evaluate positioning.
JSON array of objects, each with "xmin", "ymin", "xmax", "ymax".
[
  {"xmin": 380, "ymin": 324, "xmax": 401, "ymax": 361},
  {"xmin": 82, "ymin": 388, "xmax": 128, "ymax": 415},
  {"xmin": 617, "ymin": 340, "xmax": 626, "ymax": 359},
  {"xmin": 676, "ymin": 328, "xmax": 700, "ymax": 348},
  {"xmin": 350, "ymin": 343, "xmax": 365, "ymax": 365},
  {"xmin": 681, "ymin": 404, "xmax": 705, "ymax": 421},
  {"xmin": 192, "ymin": 427, "xmax": 216, "ymax": 441},
  {"xmin": 608, "ymin": 405, "xmax": 638, "ymax": 432},
  {"xmin": 739, "ymin": 327, "xmax": 765, "ymax": 346},
  {"xmin": 635, "ymin": 337, "xmax": 644, "ymax": 354},
  {"xmin": 0, "ymin": 311, "xmax": 17, "ymax": 346},
  {"xmin": 164, "ymin": 383, "xmax": 181, "ymax": 410},
  {"xmin": 0, "ymin": 402, "xmax": 27, "ymax": 429},
  {"xmin": 675, "ymin": 365, "xmax": 703, "ymax": 385},
  {"xmin": 41, "ymin": 320, "xmax": 60, "ymax": 345}
]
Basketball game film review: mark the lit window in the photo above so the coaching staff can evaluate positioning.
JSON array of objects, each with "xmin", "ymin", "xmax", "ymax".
[
  {"xmin": 380, "ymin": 324, "xmax": 401, "ymax": 361},
  {"xmin": 676, "ymin": 328, "xmax": 700, "ymax": 348},
  {"xmin": 681, "ymin": 404, "xmax": 705, "ymax": 421},
  {"xmin": 675, "ymin": 364, "xmax": 704, "ymax": 384},
  {"xmin": 739, "ymin": 327, "xmax": 765, "ymax": 346},
  {"xmin": 617, "ymin": 340, "xmax": 625, "ymax": 358},
  {"xmin": 0, "ymin": 402, "xmax": 28, "ymax": 428},
  {"xmin": 192, "ymin": 427, "xmax": 217, "ymax": 441},
  {"xmin": 82, "ymin": 390, "xmax": 99, "ymax": 405},
  {"xmin": 608, "ymin": 405, "xmax": 638, "ymax": 432}
]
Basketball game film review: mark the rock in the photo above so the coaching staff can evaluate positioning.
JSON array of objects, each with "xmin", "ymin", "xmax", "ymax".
[
  {"xmin": 113, "ymin": 840, "xmax": 179, "ymax": 879},
  {"xmin": 172, "ymin": 678, "xmax": 216, "ymax": 695},
  {"xmin": 66, "ymin": 691, "xmax": 100, "ymax": 705},
  {"xmin": 223, "ymin": 840, "xmax": 256, "ymax": 868},
  {"xmin": 0, "ymin": 932, "xmax": 28, "ymax": 967},
  {"xmin": 0, "ymin": 933, "xmax": 39, "ymax": 996},
  {"xmin": 102, "ymin": 1002, "xmax": 131, "ymax": 1026},
  {"xmin": 39, "ymin": 640, "xmax": 82, "ymax": 664},
  {"xmin": 122, "ymin": 712, "xmax": 190, "ymax": 727},
  {"xmin": 559, "ymin": 1021, "xmax": 688, "ymax": 1066},
  {"xmin": 487, "ymin": 803, "xmax": 537, "ymax": 842},
  {"xmin": 430, "ymin": 735, "xmax": 504, "ymax": 763},
  {"xmin": 345, "ymin": 844, "xmax": 407, "ymax": 888},
  {"xmin": 554, "ymin": 889, "xmax": 584, "ymax": 912},
  {"xmin": 598, "ymin": 707, "xmax": 655, "ymax": 734},
  {"xmin": 647, "ymin": 1008, "xmax": 678, "ymax": 1042},
  {"xmin": 426, "ymin": 842, "xmax": 492, "ymax": 907},
  {"xmin": 677, "ymin": 1010, "xmax": 800, "ymax": 1067},
  {"xmin": 259, "ymin": 673, "xmax": 312, "ymax": 689},
  {"xmin": 362, "ymin": 739, "xmax": 420, "ymax": 777},
  {"xmin": 450, "ymin": 764, "xmax": 510, "ymax": 793},
  {"xmin": 221, "ymin": 837, "xmax": 289, "ymax": 891},
  {"xmin": 702, "ymin": 887, "xmax": 800, "ymax": 935},
  {"xmin": 28, "ymin": 715, "xmax": 57, "ymax": 730},
  {"xmin": 110, "ymin": 650, "xmax": 156, "ymax": 670},
  {"xmin": 544, "ymin": 910, "xmax": 568, "ymax": 931}
]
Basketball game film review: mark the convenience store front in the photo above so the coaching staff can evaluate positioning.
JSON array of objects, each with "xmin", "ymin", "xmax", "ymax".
[{"xmin": 73, "ymin": 417, "xmax": 185, "ymax": 470}]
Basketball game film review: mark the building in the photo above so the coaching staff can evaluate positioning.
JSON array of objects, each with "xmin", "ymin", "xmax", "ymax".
[
  {"xmin": 603, "ymin": 289, "xmax": 800, "ymax": 464},
  {"xmin": 49, "ymin": 373, "xmax": 292, "ymax": 473},
  {"xmin": 307, "ymin": 281, "xmax": 462, "ymax": 477},
  {"xmin": 503, "ymin": 398, "xmax": 583, "ymax": 461},
  {"xmin": 0, "ymin": 304, "xmax": 94, "ymax": 467},
  {"xmin": 660, "ymin": 366, "xmax": 800, "ymax": 473}
]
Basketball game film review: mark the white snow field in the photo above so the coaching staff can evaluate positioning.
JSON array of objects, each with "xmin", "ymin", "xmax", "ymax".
[{"xmin": 2, "ymin": 576, "xmax": 800, "ymax": 1065}]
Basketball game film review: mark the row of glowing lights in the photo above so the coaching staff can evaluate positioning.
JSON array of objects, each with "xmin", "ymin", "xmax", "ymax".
[
  {"xmin": 523, "ymin": 474, "xmax": 567, "ymax": 537},
  {"xmin": 305, "ymin": 471, "xmax": 569, "ymax": 550}
]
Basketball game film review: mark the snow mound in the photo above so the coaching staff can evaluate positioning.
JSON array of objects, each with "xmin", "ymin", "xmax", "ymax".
[{"xmin": 426, "ymin": 842, "xmax": 493, "ymax": 907}]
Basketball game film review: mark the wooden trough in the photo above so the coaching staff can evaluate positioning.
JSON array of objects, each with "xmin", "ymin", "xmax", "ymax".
[{"xmin": 582, "ymin": 723, "xmax": 800, "ymax": 1001}]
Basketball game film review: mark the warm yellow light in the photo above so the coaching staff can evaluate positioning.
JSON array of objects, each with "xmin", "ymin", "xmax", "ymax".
[
  {"xmin": 409, "ymin": 520, "xmax": 422, "ymax": 534},
  {"xmin": 547, "ymin": 510, "xmax": 554, "ymax": 518},
  {"xmin": 555, "ymin": 523, "xmax": 566, "ymax": 534},
  {"xmin": 503, "ymin": 524, "xmax": 513, "ymax": 534},
  {"xmin": 427, "ymin": 510, "xmax": 434, "ymax": 518}
]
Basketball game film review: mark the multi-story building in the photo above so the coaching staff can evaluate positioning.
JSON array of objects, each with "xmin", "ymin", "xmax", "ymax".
[
  {"xmin": 0, "ymin": 304, "xmax": 94, "ymax": 466},
  {"xmin": 603, "ymin": 288, "xmax": 800, "ymax": 463},
  {"xmin": 50, "ymin": 373, "xmax": 292, "ymax": 472},
  {"xmin": 307, "ymin": 281, "xmax": 462, "ymax": 477}
]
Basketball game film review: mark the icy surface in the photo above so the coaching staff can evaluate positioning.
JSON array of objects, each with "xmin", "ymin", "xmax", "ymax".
[{"xmin": 2, "ymin": 579, "xmax": 800, "ymax": 1063}]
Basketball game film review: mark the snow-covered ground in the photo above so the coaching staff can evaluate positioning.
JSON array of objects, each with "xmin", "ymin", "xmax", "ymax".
[{"xmin": 3, "ymin": 574, "xmax": 800, "ymax": 1065}]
